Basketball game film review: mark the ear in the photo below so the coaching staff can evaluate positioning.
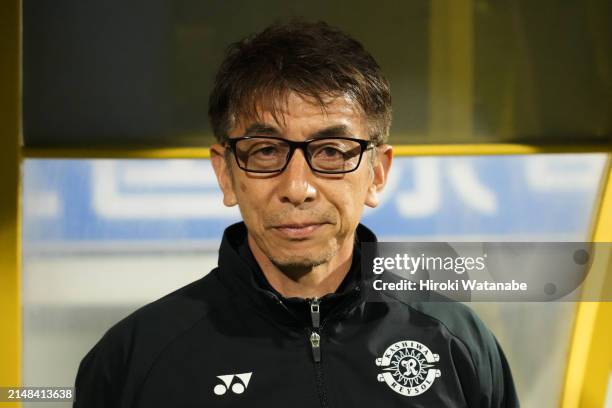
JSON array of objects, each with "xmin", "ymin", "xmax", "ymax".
[
  {"xmin": 365, "ymin": 144, "xmax": 393, "ymax": 208},
  {"xmin": 210, "ymin": 143, "xmax": 238, "ymax": 207}
]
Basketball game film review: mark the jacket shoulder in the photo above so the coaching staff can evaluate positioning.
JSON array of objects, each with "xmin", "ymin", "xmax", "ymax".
[
  {"xmin": 408, "ymin": 301, "xmax": 494, "ymax": 356},
  {"xmin": 104, "ymin": 269, "xmax": 224, "ymax": 347},
  {"xmin": 74, "ymin": 270, "xmax": 226, "ymax": 407},
  {"xmin": 381, "ymin": 293, "xmax": 519, "ymax": 407}
]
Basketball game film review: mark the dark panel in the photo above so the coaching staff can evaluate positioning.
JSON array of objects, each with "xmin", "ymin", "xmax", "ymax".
[
  {"xmin": 24, "ymin": 0, "xmax": 174, "ymax": 146},
  {"xmin": 473, "ymin": 0, "xmax": 612, "ymax": 144},
  {"xmin": 23, "ymin": 0, "xmax": 611, "ymax": 147},
  {"xmin": 23, "ymin": 0, "xmax": 429, "ymax": 147}
]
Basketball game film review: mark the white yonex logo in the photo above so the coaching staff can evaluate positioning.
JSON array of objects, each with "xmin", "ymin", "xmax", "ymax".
[{"xmin": 213, "ymin": 373, "xmax": 253, "ymax": 395}]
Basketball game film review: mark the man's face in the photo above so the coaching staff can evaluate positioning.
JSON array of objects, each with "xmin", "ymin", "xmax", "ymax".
[{"xmin": 211, "ymin": 92, "xmax": 391, "ymax": 272}]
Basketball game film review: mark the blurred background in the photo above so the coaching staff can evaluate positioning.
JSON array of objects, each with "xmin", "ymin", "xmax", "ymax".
[
  {"xmin": 2, "ymin": 0, "xmax": 612, "ymax": 407},
  {"xmin": 21, "ymin": 156, "xmax": 607, "ymax": 408}
]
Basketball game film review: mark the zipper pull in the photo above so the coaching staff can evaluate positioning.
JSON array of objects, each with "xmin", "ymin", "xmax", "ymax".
[
  {"xmin": 310, "ymin": 298, "xmax": 320, "ymax": 328},
  {"xmin": 310, "ymin": 331, "xmax": 321, "ymax": 362}
]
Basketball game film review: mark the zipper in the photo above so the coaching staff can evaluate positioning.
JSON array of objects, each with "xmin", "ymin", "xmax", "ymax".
[
  {"xmin": 308, "ymin": 297, "xmax": 328, "ymax": 407},
  {"xmin": 309, "ymin": 298, "xmax": 321, "ymax": 362},
  {"xmin": 271, "ymin": 293, "xmax": 361, "ymax": 407}
]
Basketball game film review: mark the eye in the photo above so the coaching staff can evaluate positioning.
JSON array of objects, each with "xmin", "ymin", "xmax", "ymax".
[
  {"xmin": 320, "ymin": 146, "xmax": 343, "ymax": 158},
  {"xmin": 251, "ymin": 145, "xmax": 279, "ymax": 157},
  {"xmin": 312, "ymin": 144, "xmax": 346, "ymax": 160}
]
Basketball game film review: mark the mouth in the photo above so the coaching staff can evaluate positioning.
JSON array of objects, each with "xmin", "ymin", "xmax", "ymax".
[{"xmin": 271, "ymin": 223, "xmax": 328, "ymax": 239}]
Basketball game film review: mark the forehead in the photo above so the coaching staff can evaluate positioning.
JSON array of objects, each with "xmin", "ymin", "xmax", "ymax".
[{"xmin": 231, "ymin": 92, "xmax": 368, "ymax": 136}]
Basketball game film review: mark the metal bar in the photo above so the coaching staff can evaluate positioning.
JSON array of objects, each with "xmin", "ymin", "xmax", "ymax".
[
  {"xmin": 0, "ymin": 0, "xmax": 22, "ymax": 404},
  {"xmin": 21, "ymin": 143, "xmax": 612, "ymax": 159},
  {"xmin": 393, "ymin": 144, "xmax": 611, "ymax": 156},
  {"xmin": 22, "ymin": 147, "xmax": 213, "ymax": 159}
]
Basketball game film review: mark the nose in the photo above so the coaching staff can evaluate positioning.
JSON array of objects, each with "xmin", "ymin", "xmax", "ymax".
[{"xmin": 277, "ymin": 148, "xmax": 317, "ymax": 206}]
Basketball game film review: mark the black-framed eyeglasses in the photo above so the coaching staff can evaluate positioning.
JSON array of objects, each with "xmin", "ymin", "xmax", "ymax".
[{"xmin": 225, "ymin": 136, "xmax": 376, "ymax": 174}]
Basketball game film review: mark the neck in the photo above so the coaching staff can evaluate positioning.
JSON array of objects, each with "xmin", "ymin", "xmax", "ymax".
[{"xmin": 248, "ymin": 234, "xmax": 354, "ymax": 299}]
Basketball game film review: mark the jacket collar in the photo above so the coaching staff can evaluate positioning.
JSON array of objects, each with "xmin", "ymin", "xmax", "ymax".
[{"xmin": 215, "ymin": 222, "xmax": 378, "ymax": 326}]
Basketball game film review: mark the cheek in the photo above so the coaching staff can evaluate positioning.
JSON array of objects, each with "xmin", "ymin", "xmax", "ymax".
[
  {"xmin": 234, "ymin": 180, "xmax": 270, "ymax": 226},
  {"xmin": 332, "ymin": 181, "xmax": 369, "ymax": 221}
]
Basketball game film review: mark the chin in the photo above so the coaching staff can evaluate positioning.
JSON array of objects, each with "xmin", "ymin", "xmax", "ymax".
[{"xmin": 269, "ymin": 246, "xmax": 334, "ymax": 270}]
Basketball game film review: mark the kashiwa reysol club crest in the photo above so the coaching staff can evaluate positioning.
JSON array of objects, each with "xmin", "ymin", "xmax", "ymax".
[{"xmin": 376, "ymin": 340, "xmax": 441, "ymax": 397}]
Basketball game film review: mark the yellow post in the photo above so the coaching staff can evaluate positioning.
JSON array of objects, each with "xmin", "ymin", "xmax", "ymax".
[
  {"xmin": 0, "ymin": 0, "xmax": 21, "ymax": 404},
  {"xmin": 561, "ymin": 157, "xmax": 612, "ymax": 408},
  {"xmin": 0, "ymin": 0, "xmax": 21, "ymax": 406}
]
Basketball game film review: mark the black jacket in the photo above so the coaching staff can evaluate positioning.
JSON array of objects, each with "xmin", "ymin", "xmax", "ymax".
[{"xmin": 74, "ymin": 222, "xmax": 519, "ymax": 407}]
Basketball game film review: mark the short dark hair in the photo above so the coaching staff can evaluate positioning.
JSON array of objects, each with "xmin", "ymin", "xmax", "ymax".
[{"xmin": 208, "ymin": 20, "xmax": 392, "ymax": 145}]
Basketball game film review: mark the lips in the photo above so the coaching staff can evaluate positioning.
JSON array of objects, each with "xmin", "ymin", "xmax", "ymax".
[{"xmin": 272, "ymin": 223, "xmax": 327, "ymax": 239}]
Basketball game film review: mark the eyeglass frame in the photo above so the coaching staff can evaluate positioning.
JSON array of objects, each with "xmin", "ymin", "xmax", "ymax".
[{"xmin": 224, "ymin": 135, "xmax": 377, "ymax": 174}]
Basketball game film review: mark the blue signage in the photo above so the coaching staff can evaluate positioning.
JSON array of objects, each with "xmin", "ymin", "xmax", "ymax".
[{"xmin": 22, "ymin": 154, "xmax": 605, "ymax": 243}]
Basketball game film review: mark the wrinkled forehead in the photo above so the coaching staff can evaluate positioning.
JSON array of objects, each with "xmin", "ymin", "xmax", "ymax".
[{"xmin": 228, "ymin": 90, "xmax": 367, "ymax": 135}]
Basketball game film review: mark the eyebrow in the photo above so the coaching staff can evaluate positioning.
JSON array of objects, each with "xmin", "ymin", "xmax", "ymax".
[
  {"xmin": 310, "ymin": 124, "xmax": 353, "ymax": 139},
  {"xmin": 244, "ymin": 123, "xmax": 281, "ymax": 136},
  {"xmin": 243, "ymin": 123, "xmax": 353, "ymax": 139}
]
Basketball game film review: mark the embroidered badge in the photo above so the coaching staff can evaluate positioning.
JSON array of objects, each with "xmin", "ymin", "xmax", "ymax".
[{"xmin": 376, "ymin": 340, "xmax": 441, "ymax": 396}]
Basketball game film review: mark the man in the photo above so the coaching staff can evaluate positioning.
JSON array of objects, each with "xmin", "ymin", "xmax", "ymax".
[{"xmin": 74, "ymin": 21, "xmax": 519, "ymax": 407}]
